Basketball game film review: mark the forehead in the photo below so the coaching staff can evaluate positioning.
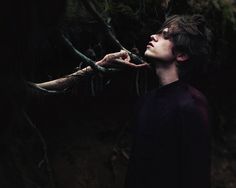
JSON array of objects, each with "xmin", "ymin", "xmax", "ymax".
[
  {"xmin": 159, "ymin": 24, "xmax": 180, "ymax": 35},
  {"xmin": 163, "ymin": 28, "xmax": 169, "ymax": 32}
]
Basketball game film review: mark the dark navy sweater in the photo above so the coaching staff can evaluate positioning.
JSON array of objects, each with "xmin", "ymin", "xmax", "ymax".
[{"xmin": 125, "ymin": 81, "xmax": 210, "ymax": 188}]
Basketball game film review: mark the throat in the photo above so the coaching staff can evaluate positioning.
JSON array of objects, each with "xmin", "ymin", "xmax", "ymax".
[{"xmin": 155, "ymin": 63, "xmax": 179, "ymax": 86}]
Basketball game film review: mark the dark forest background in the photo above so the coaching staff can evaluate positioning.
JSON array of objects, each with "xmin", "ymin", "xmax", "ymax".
[{"xmin": 1, "ymin": 0, "xmax": 236, "ymax": 188}]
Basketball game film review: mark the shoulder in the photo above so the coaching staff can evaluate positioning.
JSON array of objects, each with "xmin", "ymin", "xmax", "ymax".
[
  {"xmin": 177, "ymin": 83, "xmax": 209, "ymax": 126},
  {"xmin": 177, "ymin": 83, "xmax": 208, "ymax": 109}
]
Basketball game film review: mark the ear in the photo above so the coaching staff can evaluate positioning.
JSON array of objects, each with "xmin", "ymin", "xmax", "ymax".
[{"xmin": 176, "ymin": 53, "xmax": 189, "ymax": 63}]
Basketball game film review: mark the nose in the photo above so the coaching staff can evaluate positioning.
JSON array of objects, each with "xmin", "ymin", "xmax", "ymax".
[{"xmin": 150, "ymin": 34, "xmax": 158, "ymax": 42}]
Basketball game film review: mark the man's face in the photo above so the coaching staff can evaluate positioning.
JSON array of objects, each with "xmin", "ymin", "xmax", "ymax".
[{"xmin": 145, "ymin": 28, "xmax": 175, "ymax": 63}]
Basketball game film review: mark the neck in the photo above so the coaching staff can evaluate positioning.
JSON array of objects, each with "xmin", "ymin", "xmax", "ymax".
[{"xmin": 155, "ymin": 62, "xmax": 179, "ymax": 86}]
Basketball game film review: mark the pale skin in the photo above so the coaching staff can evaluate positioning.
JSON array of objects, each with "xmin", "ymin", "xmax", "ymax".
[
  {"xmin": 36, "ymin": 27, "xmax": 188, "ymax": 91},
  {"xmin": 145, "ymin": 27, "xmax": 189, "ymax": 86},
  {"xmin": 35, "ymin": 51, "xmax": 149, "ymax": 91}
]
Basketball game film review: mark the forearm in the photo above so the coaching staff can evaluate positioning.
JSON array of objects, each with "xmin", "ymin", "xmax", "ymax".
[
  {"xmin": 36, "ymin": 65, "xmax": 94, "ymax": 91},
  {"xmin": 34, "ymin": 49, "xmax": 141, "ymax": 91}
]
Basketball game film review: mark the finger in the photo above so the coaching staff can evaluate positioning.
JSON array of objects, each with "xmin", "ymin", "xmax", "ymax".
[
  {"xmin": 114, "ymin": 59, "xmax": 150, "ymax": 69},
  {"xmin": 134, "ymin": 63, "xmax": 151, "ymax": 69},
  {"xmin": 120, "ymin": 50, "xmax": 130, "ymax": 61},
  {"xmin": 123, "ymin": 54, "xmax": 131, "ymax": 61},
  {"xmin": 124, "ymin": 62, "xmax": 149, "ymax": 68},
  {"xmin": 106, "ymin": 51, "xmax": 128, "ymax": 61}
]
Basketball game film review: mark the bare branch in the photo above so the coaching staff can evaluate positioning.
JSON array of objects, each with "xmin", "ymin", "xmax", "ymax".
[
  {"xmin": 34, "ymin": 59, "xmax": 124, "ymax": 91},
  {"xmin": 80, "ymin": 0, "xmax": 146, "ymax": 65},
  {"xmin": 81, "ymin": 0, "xmax": 124, "ymax": 49},
  {"xmin": 22, "ymin": 110, "xmax": 55, "ymax": 188},
  {"xmin": 163, "ymin": 0, "xmax": 174, "ymax": 18},
  {"xmin": 61, "ymin": 34, "xmax": 118, "ymax": 73},
  {"xmin": 28, "ymin": 1, "xmax": 152, "ymax": 93},
  {"xmin": 29, "ymin": 34, "xmax": 121, "ymax": 92}
]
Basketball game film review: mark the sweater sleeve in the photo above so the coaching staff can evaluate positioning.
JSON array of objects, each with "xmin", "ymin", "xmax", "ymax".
[{"xmin": 179, "ymin": 102, "xmax": 210, "ymax": 188}]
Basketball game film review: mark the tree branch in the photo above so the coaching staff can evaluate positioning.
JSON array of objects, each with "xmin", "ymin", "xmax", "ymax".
[
  {"xmin": 22, "ymin": 110, "xmax": 55, "ymax": 188},
  {"xmin": 61, "ymin": 34, "xmax": 118, "ymax": 73},
  {"xmin": 29, "ymin": 34, "xmax": 121, "ymax": 91},
  {"xmin": 34, "ymin": 59, "xmax": 126, "ymax": 91},
  {"xmin": 80, "ymin": 0, "xmax": 146, "ymax": 65},
  {"xmin": 163, "ymin": 0, "xmax": 174, "ymax": 19}
]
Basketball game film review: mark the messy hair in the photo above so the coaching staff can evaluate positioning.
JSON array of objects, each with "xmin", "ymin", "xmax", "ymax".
[{"xmin": 160, "ymin": 14, "xmax": 212, "ymax": 78}]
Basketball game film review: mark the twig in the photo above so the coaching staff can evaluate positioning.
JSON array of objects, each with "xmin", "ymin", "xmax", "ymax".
[
  {"xmin": 31, "ymin": 33, "xmax": 120, "ymax": 91},
  {"xmin": 61, "ymin": 34, "xmax": 119, "ymax": 73},
  {"xmin": 80, "ymin": 0, "xmax": 146, "ymax": 65},
  {"xmin": 165, "ymin": 0, "xmax": 174, "ymax": 19},
  {"xmin": 121, "ymin": 149, "xmax": 129, "ymax": 161},
  {"xmin": 22, "ymin": 110, "xmax": 55, "ymax": 188}
]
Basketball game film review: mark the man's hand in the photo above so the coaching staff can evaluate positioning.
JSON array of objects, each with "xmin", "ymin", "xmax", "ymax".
[{"xmin": 97, "ymin": 50, "xmax": 150, "ymax": 69}]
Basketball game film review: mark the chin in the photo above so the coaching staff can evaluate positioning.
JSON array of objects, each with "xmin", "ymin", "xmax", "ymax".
[
  {"xmin": 144, "ymin": 54, "xmax": 166, "ymax": 65},
  {"xmin": 144, "ymin": 50, "xmax": 153, "ymax": 57},
  {"xmin": 144, "ymin": 51, "xmax": 157, "ymax": 59},
  {"xmin": 144, "ymin": 50, "xmax": 148, "ymax": 56}
]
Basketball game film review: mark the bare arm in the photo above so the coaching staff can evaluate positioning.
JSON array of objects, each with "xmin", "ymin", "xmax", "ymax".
[
  {"xmin": 34, "ymin": 51, "xmax": 149, "ymax": 91},
  {"xmin": 35, "ymin": 65, "xmax": 94, "ymax": 91}
]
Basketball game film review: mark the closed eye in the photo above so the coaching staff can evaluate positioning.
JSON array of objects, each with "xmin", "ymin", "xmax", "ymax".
[
  {"xmin": 163, "ymin": 31, "xmax": 169, "ymax": 39},
  {"xmin": 156, "ymin": 29, "xmax": 170, "ymax": 39}
]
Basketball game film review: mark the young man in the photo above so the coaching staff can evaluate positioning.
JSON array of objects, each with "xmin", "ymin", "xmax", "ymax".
[
  {"xmin": 124, "ymin": 15, "xmax": 211, "ymax": 188},
  {"xmin": 37, "ymin": 14, "xmax": 210, "ymax": 188}
]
